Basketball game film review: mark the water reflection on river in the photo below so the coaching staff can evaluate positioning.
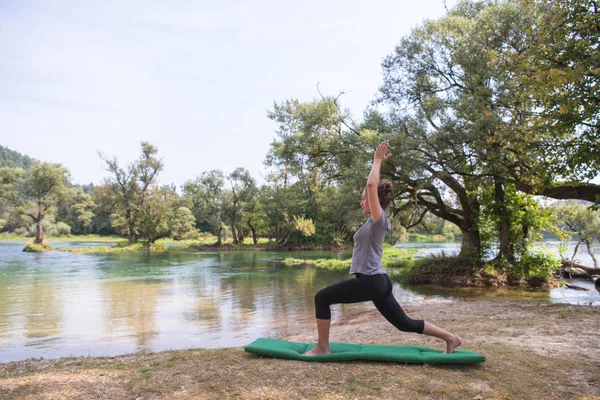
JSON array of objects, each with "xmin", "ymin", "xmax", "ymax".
[{"xmin": 0, "ymin": 240, "xmax": 597, "ymax": 362}]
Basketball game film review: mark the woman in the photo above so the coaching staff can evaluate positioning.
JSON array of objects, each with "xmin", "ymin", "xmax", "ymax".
[{"xmin": 303, "ymin": 141, "xmax": 463, "ymax": 356}]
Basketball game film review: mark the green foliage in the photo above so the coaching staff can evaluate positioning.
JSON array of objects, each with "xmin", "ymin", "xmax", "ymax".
[
  {"xmin": 516, "ymin": 246, "xmax": 561, "ymax": 280},
  {"xmin": 292, "ymin": 216, "xmax": 315, "ymax": 237},
  {"xmin": 265, "ymin": 98, "xmax": 367, "ymax": 246},
  {"xmin": 0, "ymin": 162, "xmax": 70, "ymax": 244},
  {"xmin": 0, "ymin": 145, "xmax": 36, "ymax": 169},
  {"xmin": 170, "ymin": 207, "xmax": 198, "ymax": 240},
  {"xmin": 513, "ymin": 0, "xmax": 600, "ymax": 183},
  {"xmin": 479, "ymin": 183, "xmax": 554, "ymax": 260},
  {"xmin": 53, "ymin": 222, "xmax": 71, "ymax": 236},
  {"xmin": 183, "ymin": 169, "xmax": 225, "ymax": 243},
  {"xmin": 550, "ymin": 201, "xmax": 600, "ymax": 242},
  {"xmin": 67, "ymin": 188, "xmax": 96, "ymax": 234},
  {"xmin": 222, "ymin": 167, "xmax": 258, "ymax": 244},
  {"xmin": 549, "ymin": 200, "xmax": 600, "ymax": 267},
  {"xmin": 137, "ymin": 185, "xmax": 178, "ymax": 248},
  {"xmin": 100, "ymin": 142, "xmax": 164, "ymax": 241},
  {"xmin": 13, "ymin": 227, "xmax": 28, "ymax": 236}
]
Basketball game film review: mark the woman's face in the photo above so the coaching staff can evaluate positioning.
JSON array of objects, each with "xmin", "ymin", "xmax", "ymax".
[{"xmin": 360, "ymin": 189, "xmax": 370, "ymax": 215}]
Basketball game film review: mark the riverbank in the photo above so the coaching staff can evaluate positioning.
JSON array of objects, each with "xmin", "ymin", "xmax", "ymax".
[
  {"xmin": 0, "ymin": 234, "xmax": 355, "ymax": 253},
  {"xmin": 1, "ymin": 299, "xmax": 598, "ymax": 400}
]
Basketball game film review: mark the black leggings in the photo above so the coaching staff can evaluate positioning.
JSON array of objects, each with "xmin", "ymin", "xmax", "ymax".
[{"xmin": 314, "ymin": 273, "xmax": 425, "ymax": 334}]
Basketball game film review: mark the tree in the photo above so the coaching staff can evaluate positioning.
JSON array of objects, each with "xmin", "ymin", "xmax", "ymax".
[
  {"xmin": 222, "ymin": 168, "xmax": 257, "ymax": 244},
  {"xmin": 67, "ymin": 187, "xmax": 96, "ymax": 234},
  {"xmin": 100, "ymin": 142, "xmax": 163, "ymax": 241},
  {"xmin": 375, "ymin": 0, "xmax": 598, "ymax": 261},
  {"xmin": 137, "ymin": 185, "xmax": 178, "ymax": 250},
  {"xmin": 377, "ymin": 2, "xmax": 504, "ymax": 258},
  {"xmin": 243, "ymin": 189, "xmax": 271, "ymax": 244},
  {"xmin": 265, "ymin": 97, "xmax": 366, "ymax": 245},
  {"xmin": 508, "ymin": 0, "xmax": 600, "ymax": 200},
  {"xmin": 0, "ymin": 163, "xmax": 70, "ymax": 245},
  {"xmin": 170, "ymin": 207, "xmax": 198, "ymax": 240},
  {"xmin": 551, "ymin": 201, "xmax": 600, "ymax": 268},
  {"xmin": 0, "ymin": 145, "xmax": 36, "ymax": 169},
  {"xmin": 183, "ymin": 170, "xmax": 225, "ymax": 245}
]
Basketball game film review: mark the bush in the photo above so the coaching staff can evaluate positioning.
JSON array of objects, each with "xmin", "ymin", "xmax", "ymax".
[
  {"xmin": 517, "ymin": 246, "xmax": 561, "ymax": 280},
  {"xmin": 13, "ymin": 227, "xmax": 30, "ymax": 236},
  {"xmin": 54, "ymin": 222, "xmax": 72, "ymax": 236}
]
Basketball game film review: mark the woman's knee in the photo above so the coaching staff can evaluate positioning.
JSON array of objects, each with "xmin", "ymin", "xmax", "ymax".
[
  {"xmin": 314, "ymin": 288, "xmax": 330, "ymax": 306},
  {"xmin": 314, "ymin": 289, "xmax": 332, "ymax": 319}
]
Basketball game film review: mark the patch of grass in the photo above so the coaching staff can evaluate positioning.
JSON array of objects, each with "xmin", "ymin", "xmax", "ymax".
[
  {"xmin": 56, "ymin": 242, "xmax": 145, "ymax": 253},
  {"xmin": 284, "ymin": 245, "xmax": 417, "ymax": 271},
  {"xmin": 406, "ymin": 233, "xmax": 455, "ymax": 242},
  {"xmin": 284, "ymin": 258, "xmax": 352, "ymax": 270},
  {"xmin": 22, "ymin": 243, "xmax": 52, "ymax": 252}
]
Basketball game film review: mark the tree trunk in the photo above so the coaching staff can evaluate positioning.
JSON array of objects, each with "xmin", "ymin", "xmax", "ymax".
[
  {"xmin": 215, "ymin": 225, "xmax": 222, "ymax": 246},
  {"xmin": 584, "ymin": 239, "xmax": 598, "ymax": 269},
  {"xmin": 126, "ymin": 207, "xmax": 136, "ymax": 242},
  {"xmin": 460, "ymin": 226, "xmax": 481, "ymax": 259},
  {"xmin": 495, "ymin": 181, "xmax": 514, "ymax": 261},
  {"xmin": 237, "ymin": 225, "xmax": 245, "ymax": 243},
  {"xmin": 275, "ymin": 223, "xmax": 281, "ymax": 244},
  {"xmin": 562, "ymin": 260, "xmax": 600, "ymax": 276},
  {"xmin": 571, "ymin": 239, "xmax": 582, "ymax": 260},
  {"xmin": 34, "ymin": 219, "xmax": 44, "ymax": 245},
  {"xmin": 521, "ymin": 224, "xmax": 529, "ymax": 252},
  {"xmin": 231, "ymin": 219, "xmax": 239, "ymax": 244},
  {"xmin": 248, "ymin": 219, "xmax": 258, "ymax": 245}
]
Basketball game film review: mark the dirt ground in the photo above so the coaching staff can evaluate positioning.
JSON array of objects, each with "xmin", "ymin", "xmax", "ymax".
[{"xmin": 1, "ymin": 299, "xmax": 599, "ymax": 400}]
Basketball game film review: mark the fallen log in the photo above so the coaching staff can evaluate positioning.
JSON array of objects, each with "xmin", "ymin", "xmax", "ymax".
[
  {"xmin": 561, "ymin": 260, "xmax": 600, "ymax": 276},
  {"xmin": 563, "ymin": 267, "xmax": 589, "ymax": 277},
  {"xmin": 565, "ymin": 283, "xmax": 591, "ymax": 291}
]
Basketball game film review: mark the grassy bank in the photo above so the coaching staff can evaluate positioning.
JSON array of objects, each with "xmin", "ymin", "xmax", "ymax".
[
  {"xmin": 53, "ymin": 236, "xmax": 344, "ymax": 254},
  {"xmin": 0, "ymin": 233, "xmax": 123, "ymax": 243},
  {"xmin": 1, "ymin": 300, "xmax": 598, "ymax": 399}
]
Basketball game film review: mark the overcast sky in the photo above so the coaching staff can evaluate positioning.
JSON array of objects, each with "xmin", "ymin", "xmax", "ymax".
[{"xmin": 1, "ymin": 0, "xmax": 457, "ymax": 187}]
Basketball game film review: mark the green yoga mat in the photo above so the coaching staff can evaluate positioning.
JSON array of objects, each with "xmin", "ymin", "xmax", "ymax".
[{"xmin": 245, "ymin": 338, "xmax": 485, "ymax": 364}]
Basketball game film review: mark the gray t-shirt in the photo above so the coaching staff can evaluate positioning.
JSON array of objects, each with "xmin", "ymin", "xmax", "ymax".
[{"xmin": 349, "ymin": 212, "xmax": 392, "ymax": 275}]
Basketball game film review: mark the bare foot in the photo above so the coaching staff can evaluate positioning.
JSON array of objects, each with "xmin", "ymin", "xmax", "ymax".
[
  {"xmin": 445, "ymin": 335, "xmax": 463, "ymax": 354},
  {"xmin": 302, "ymin": 345, "xmax": 331, "ymax": 356}
]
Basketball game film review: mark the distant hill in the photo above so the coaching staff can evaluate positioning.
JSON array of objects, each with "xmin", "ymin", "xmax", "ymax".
[{"xmin": 0, "ymin": 145, "xmax": 37, "ymax": 169}]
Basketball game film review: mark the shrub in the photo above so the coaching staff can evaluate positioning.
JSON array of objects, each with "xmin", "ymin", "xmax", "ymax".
[
  {"xmin": 516, "ymin": 246, "xmax": 561, "ymax": 280},
  {"xmin": 14, "ymin": 227, "xmax": 30, "ymax": 236},
  {"xmin": 54, "ymin": 222, "xmax": 72, "ymax": 236}
]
